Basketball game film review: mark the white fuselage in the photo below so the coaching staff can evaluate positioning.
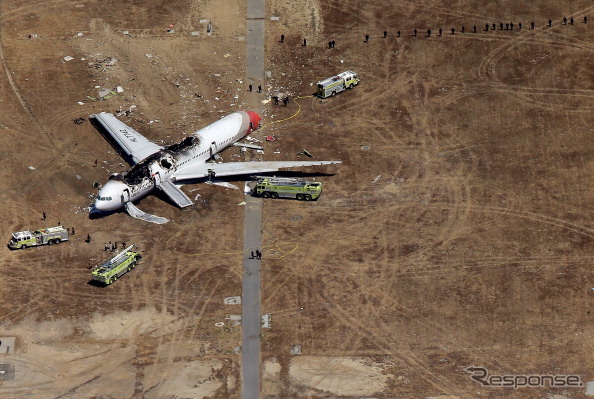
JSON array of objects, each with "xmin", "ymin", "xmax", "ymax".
[{"xmin": 92, "ymin": 111, "xmax": 257, "ymax": 212}]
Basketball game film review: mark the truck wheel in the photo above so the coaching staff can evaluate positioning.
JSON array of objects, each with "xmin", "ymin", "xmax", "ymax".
[
  {"xmin": 296, "ymin": 194, "xmax": 303, "ymax": 200},
  {"xmin": 54, "ymin": 239, "xmax": 60, "ymax": 245},
  {"xmin": 305, "ymin": 194, "xmax": 312, "ymax": 201},
  {"xmin": 331, "ymin": 91, "xmax": 336, "ymax": 96},
  {"xmin": 262, "ymin": 192, "xmax": 270, "ymax": 198},
  {"xmin": 21, "ymin": 244, "xmax": 27, "ymax": 249},
  {"xmin": 271, "ymin": 192, "xmax": 279, "ymax": 199},
  {"xmin": 48, "ymin": 240, "xmax": 54, "ymax": 245}
]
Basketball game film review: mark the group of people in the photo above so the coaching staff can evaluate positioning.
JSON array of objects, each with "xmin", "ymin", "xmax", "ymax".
[
  {"xmin": 104, "ymin": 241, "xmax": 126, "ymax": 252},
  {"xmin": 248, "ymin": 84, "xmax": 262, "ymax": 93},
  {"xmin": 363, "ymin": 15, "xmax": 588, "ymax": 40},
  {"xmin": 42, "ymin": 212, "xmax": 91, "ymax": 242},
  {"xmin": 249, "ymin": 249, "xmax": 262, "ymax": 260},
  {"xmin": 271, "ymin": 95, "xmax": 291, "ymax": 107}
]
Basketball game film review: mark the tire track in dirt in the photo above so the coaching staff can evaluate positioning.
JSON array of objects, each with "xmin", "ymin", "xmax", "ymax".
[
  {"xmin": 477, "ymin": 4, "xmax": 594, "ymax": 113},
  {"xmin": 316, "ymin": 290, "xmax": 463, "ymax": 396}
]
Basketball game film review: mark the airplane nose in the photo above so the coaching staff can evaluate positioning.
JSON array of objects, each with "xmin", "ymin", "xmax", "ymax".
[{"xmin": 247, "ymin": 111, "xmax": 261, "ymax": 130}]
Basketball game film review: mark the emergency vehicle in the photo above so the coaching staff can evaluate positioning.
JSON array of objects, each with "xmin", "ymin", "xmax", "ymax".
[
  {"xmin": 8, "ymin": 226, "xmax": 69, "ymax": 249},
  {"xmin": 91, "ymin": 244, "xmax": 141, "ymax": 285},
  {"xmin": 316, "ymin": 71, "xmax": 359, "ymax": 98},
  {"xmin": 254, "ymin": 176, "xmax": 322, "ymax": 200}
]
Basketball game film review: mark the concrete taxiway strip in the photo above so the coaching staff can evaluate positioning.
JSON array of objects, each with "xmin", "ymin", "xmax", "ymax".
[
  {"xmin": 243, "ymin": 0, "xmax": 266, "ymax": 397},
  {"xmin": 241, "ymin": 193, "xmax": 264, "ymax": 399}
]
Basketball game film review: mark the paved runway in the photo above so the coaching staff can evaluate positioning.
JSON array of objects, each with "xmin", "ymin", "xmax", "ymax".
[
  {"xmin": 243, "ymin": 0, "xmax": 265, "ymax": 397},
  {"xmin": 241, "ymin": 192, "xmax": 264, "ymax": 399}
]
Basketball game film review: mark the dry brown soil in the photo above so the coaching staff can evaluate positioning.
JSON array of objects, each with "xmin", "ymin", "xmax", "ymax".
[{"xmin": 0, "ymin": 0, "xmax": 593, "ymax": 398}]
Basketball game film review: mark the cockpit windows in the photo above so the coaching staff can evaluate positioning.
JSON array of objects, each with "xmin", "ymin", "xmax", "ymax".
[{"xmin": 97, "ymin": 196, "xmax": 113, "ymax": 201}]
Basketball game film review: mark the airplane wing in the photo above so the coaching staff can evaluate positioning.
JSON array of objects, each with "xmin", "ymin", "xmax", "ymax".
[
  {"xmin": 156, "ymin": 180, "xmax": 193, "ymax": 208},
  {"xmin": 172, "ymin": 160, "xmax": 342, "ymax": 181},
  {"xmin": 90, "ymin": 112, "xmax": 163, "ymax": 165}
]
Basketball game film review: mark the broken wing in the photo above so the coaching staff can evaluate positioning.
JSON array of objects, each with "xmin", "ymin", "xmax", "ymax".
[
  {"xmin": 90, "ymin": 112, "xmax": 163, "ymax": 165},
  {"xmin": 172, "ymin": 160, "xmax": 342, "ymax": 181}
]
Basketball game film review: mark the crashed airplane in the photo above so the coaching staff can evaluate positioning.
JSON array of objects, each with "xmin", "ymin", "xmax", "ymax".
[{"xmin": 89, "ymin": 110, "xmax": 340, "ymax": 223}]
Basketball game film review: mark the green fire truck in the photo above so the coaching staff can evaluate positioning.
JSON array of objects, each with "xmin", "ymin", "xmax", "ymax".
[
  {"xmin": 254, "ymin": 176, "xmax": 323, "ymax": 201},
  {"xmin": 91, "ymin": 244, "xmax": 141, "ymax": 285},
  {"xmin": 316, "ymin": 70, "xmax": 359, "ymax": 98},
  {"xmin": 8, "ymin": 226, "xmax": 69, "ymax": 249}
]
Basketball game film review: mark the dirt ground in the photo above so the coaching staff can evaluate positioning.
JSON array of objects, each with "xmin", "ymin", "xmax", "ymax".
[{"xmin": 1, "ymin": 0, "xmax": 593, "ymax": 398}]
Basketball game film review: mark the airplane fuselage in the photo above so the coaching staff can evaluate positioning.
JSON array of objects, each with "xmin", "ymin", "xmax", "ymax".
[{"xmin": 92, "ymin": 111, "xmax": 260, "ymax": 213}]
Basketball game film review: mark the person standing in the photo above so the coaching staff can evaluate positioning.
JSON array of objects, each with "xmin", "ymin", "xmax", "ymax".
[
  {"xmin": 584, "ymin": 16, "xmax": 588, "ymax": 24},
  {"xmin": 451, "ymin": 27, "xmax": 455, "ymax": 35},
  {"xmin": 518, "ymin": 22, "xmax": 522, "ymax": 30},
  {"xmin": 427, "ymin": 29, "xmax": 431, "ymax": 37},
  {"xmin": 258, "ymin": 85, "xmax": 262, "ymax": 93},
  {"xmin": 548, "ymin": 19, "xmax": 552, "ymax": 27},
  {"xmin": 280, "ymin": 34, "xmax": 285, "ymax": 43},
  {"xmin": 484, "ymin": 24, "xmax": 489, "ymax": 32},
  {"xmin": 473, "ymin": 25, "xmax": 477, "ymax": 33},
  {"xmin": 383, "ymin": 30, "xmax": 387, "ymax": 38},
  {"xmin": 563, "ymin": 16, "xmax": 567, "ymax": 25},
  {"xmin": 86, "ymin": 234, "xmax": 91, "ymax": 243},
  {"xmin": 531, "ymin": 21, "xmax": 535, "ymax": 29},
  {"xmin": 397, "ymin": 30, "xmax": 401, "ymax": 37},
  {"xmin": 413, "ymin": 29, "xmax": 417, "ymax": 37},
  {"xmin": 42, "ymin": 211, "xmax": 46, "ymax": 221},
  {"xmin": 364, "ymin": 34, "xmax": 369, "ymax": 42},
  {"xmin": 303, "ymin": 38, "xmax": 307, "ymax": 46},
  {"xmin": 248, "ymin": 84, "xmax": 252, "ymax": 92},
  {"xmin": 570, "ymin": 17, "xmax": 574, "ymax": 25},
  {"xmin": 438, "ymin": 28, "xmax": 442, "ymax": 37}
]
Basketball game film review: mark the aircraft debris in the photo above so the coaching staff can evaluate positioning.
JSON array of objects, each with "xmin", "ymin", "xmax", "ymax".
[
  {"xmin": 297, "ymin": 149, "xmax": 312, "ymax": 157},
  {"xmin": 215, "ymin": 322, "xmax": 225, "ymax": 327},
  {"xmin": 290, "ymin": 345, "xmax": 302, "ymax": 355},
  {"xmin": 262, "ymin": 314, "xmax": 271, "ymax": 328},
  {"xmin": 72, "ymin": 117, "xmax": 86, "ymax": 124},
  {"xmin": 63, "ymin": 56, "xmax": 74, "ymax": 62},
  {"xmin": 77, "ymin": 32, "xmax": 84, "ymax": 37},
  {"xmin": 233, "ymin": 142, "xmax": 263, "ymax": 150},
  {"xmin": 238, "ymin": 201, "xmax": 246, "ymax": 206},
  {"xmin": 191, "ymin": 31, "xmax": 200, "ymax": 36},
  {"xmin": 266, "ymin": 135, "xmax": 276, "ymax": 142},
  {"xmin": 225, "ymin": 296, "xmax": 242, "ymax": 304},
  {"xmin": 206, "ymin": 181, "xmax": 239, "ymax": 190},
  {"xmin": 116, "ymin": 86, "xmax": 124, "ymax": 93},
  {"xmin": 125, "ymin": 202, "xmax": 169, "ymax": 224},
  {"xmin": 270, "ymin": 16, "xmax": 280, "ymax": 21},
  {"xmin": 372, "ymin": 175, "xmax": 382, "ymax": 184},
  {"xmin": 28, "ymin": 166, "xmax": 36, "ymax": 170},
  {"xmin": 77, "ymin": 101, "xmax": 84, "ymax": 105}
]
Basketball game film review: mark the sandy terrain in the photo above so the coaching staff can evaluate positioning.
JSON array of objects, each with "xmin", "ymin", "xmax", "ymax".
[{"xmin": 1, "ymin": 0, "xmax": 593, "ymax": 398}]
